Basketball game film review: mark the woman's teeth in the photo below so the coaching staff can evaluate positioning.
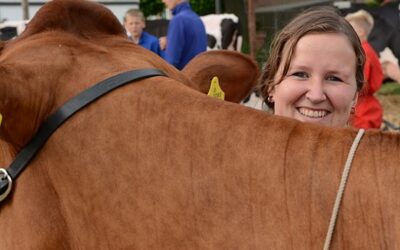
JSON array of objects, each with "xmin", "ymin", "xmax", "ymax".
[{"xmin": 298, "ymin": 107, "xmax": 328, "ymax": 118}]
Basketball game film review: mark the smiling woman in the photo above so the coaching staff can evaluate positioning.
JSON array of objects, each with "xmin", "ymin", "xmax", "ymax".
[{"xmin": 259, "ymin": 6, "xmax": 365, "ymax": 128}]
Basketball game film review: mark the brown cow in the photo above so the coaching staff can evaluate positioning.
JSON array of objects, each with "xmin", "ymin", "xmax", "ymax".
[
  {"xmin": 0, "ymin": 0, "xmax": 399, "ymax": 249},
  {"xmin": 0, "ymin": 139, "xmax": 13, "ymax": 169}
]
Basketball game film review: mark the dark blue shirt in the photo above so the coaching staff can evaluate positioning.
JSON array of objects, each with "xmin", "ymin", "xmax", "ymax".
[
  {"xmin": 130, "ymin": 31, "xmax": 164, "ymax": 58},
  {"xmin": 165, "ymin": 2, "xmax": 207, "ymax": 70}
]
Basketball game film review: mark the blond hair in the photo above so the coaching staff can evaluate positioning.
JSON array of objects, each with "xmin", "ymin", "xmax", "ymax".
[{"xmin": 123, "ymin": 9, "xmax": 145, "ymax": 23}]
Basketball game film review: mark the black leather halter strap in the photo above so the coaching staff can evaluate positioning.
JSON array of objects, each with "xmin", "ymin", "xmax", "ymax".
[{"xmin": 0, "ymin": 68, "xmax": 166, "ymax": 202}]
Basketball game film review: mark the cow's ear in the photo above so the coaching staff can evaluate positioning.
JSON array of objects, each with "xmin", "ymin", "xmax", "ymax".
[{"xmin": 182, "ymin": 50, "xmax": 260, "ymax": 103}]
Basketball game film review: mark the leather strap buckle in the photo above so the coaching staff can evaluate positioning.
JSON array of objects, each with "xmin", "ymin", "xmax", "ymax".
[{"xmin": 0, "ymin": 168, "xmax": 12, "ymax": 202}]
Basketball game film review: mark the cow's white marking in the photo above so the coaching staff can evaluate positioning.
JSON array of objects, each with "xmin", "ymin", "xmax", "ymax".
[{"xmin": 201, "ymin": 14, "xmax": 242, "ymax": 51}]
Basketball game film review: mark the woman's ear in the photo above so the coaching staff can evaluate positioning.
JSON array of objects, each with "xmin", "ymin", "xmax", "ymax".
[
  {"xmin": 267, "ymin": 95, "xmax": 274, "ymax": 104},
  {"xmin": 268, "ymin": 83, "xmax": 278, "ymax": 101}
]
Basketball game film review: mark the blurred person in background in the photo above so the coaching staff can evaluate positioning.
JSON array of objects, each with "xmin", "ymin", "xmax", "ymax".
[
  {"xmin": 346, "ymin": 10, "xmax": 384, "ymax": 129},
  {"xmin": 123, "ymin": 9, "xmax": 164, "ymax": 57},
  {"xmin": 160, "ymin": 0, "xmax": 207, "ymax": 70}
]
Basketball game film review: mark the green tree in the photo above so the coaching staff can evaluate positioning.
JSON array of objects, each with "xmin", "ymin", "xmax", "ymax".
[
  {"xmin": 139, "ymin": 0, "xmax": 164, "ymax": 17},
  {"xmin": 140, "ymin": 0, "xmax": 216, "ymax": 17},
  {"xmin": 366, "ymin": 0, "xmax": 384, "ymax": 7},
  {"xmin": 190, "ymin": 0, "xmax": 215, "ymax": 16}
]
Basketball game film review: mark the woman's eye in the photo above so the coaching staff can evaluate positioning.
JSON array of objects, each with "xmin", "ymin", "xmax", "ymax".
[
  {"xmin": 291, "ymin": 72, "xmax": 308, "ymax": 78},
  {"xmin": 326, "ymin": 75, "xmax": 343, "ymax": 82}
]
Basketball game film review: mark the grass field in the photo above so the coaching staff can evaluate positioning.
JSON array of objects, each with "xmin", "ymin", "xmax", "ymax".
[
  {"xmin": 378, "ymin": 82, "xmax": 400, "ymax": 95},
  {"xmin": 377, "ymin": 82, "xmax": 400, "ymax": 130}
]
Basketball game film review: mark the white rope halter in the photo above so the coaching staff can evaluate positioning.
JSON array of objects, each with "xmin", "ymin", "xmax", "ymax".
[{"xmin": 323, "ymin": 128, "xmax": 365, "ymax": 250}]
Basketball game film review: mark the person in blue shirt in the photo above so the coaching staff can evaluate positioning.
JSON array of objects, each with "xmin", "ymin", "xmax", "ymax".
[
  {"xmin": 160, "ymin": 0, "xmax": 207, "ymax": 70},
  {"xmin": 123, "ymin": 9, "xmax": 164, "ymax": 58}
]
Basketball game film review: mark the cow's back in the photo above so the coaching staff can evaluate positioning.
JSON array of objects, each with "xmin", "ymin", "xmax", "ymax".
[
  {"xmin": 1, "ymin": 0, "xmax": 400, "ymax": 249},
  {"xmin": 4, "ymin": 73, "xmax": 397, "ymax": 249}
]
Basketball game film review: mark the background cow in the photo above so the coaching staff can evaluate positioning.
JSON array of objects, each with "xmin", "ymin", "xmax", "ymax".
[
  {"xmin": 200, "ymin": 14, "xmax": 242, "ymax": 51},
  {"xmin": 0, "ymin": 0, "xmax": 399, "ymax": 249},
  {"xmin": 0, "ymin": 20, "xmax": 28, "ymax": 41}
]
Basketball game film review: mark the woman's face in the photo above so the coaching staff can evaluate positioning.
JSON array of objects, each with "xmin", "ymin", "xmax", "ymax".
[{"xmin": 271, "ymin": 33, "xmax": 358, "ymax": 127}]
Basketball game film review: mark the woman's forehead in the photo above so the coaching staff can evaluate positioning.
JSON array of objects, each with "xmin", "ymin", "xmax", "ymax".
[{"xmin": 286, "ymin": 33, "xmax": 356, "ymax": 67}]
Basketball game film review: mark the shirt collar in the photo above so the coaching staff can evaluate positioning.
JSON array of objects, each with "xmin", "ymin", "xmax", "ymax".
[{"xmin": 172, "ymin": 2, "xmax": 191, "ymax": 16}]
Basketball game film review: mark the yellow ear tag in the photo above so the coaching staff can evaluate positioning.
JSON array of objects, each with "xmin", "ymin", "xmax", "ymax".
[
  {"xmin": 207, "ymin": 76, "xmax": 225, "ymax": 100},
  {"xmin": 0, "ymin": 113, "xmax": 2, "ymax": 127}
]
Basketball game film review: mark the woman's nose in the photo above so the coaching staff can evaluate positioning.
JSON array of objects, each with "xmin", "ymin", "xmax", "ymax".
[{"xmin": 305, "ymin": 78, "xmax": 327, "ymax": 103}]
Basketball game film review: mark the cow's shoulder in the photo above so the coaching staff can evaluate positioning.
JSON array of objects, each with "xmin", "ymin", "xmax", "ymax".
[{"xmin": 20, "ymin": 0, "xmax": 125, "ymax": 39}]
